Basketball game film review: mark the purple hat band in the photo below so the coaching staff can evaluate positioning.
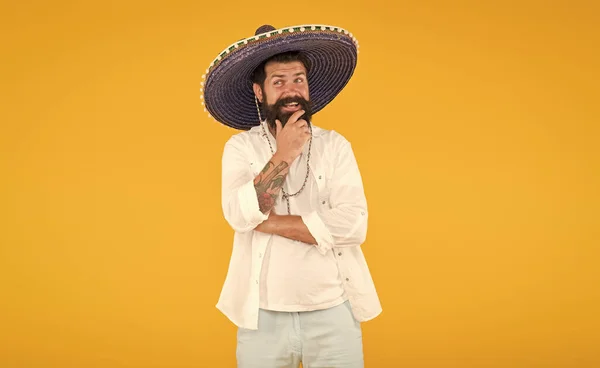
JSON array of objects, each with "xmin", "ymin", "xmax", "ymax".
[{"xmin": 201, "ymin": 25, "xmax": 359, "ymax": 130}]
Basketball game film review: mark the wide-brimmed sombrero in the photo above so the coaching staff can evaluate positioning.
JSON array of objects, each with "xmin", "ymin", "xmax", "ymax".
[{"xmin": 200, "ymin": 24, "xmax": 359, "ymax": 130}]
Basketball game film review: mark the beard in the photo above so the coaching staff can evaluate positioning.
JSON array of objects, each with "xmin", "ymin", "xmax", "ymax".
[{"xmin": 261, "ymin": 94, "xmax": 313, "ymax": 130}]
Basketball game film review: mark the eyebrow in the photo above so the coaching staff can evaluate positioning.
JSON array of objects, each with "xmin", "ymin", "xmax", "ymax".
[{"xmin": 269, "ymin": 72, "xmax": 306, "ymax": 80}]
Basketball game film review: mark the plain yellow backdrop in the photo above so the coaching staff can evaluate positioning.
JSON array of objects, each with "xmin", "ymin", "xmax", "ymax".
[{"xmin": 1, "ymin": 0, "xmax": 599, "ymax": 367}]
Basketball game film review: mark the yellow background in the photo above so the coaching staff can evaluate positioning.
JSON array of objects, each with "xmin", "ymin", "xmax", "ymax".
[{"xmin": 1, "ymin": 0, "xmax": 599, "ymax": 367}]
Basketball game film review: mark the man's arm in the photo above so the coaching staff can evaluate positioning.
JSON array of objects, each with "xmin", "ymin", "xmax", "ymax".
[
  {"xmin": 301, "ymin": 138, "xmax": 369, "ymax": 254},
  {"xmin": 255, "ymin": 212, "xmax": 317, "ymax": 245},
  {"xmin": 255, "ymin": 135, "xmax": 369, "ymax": 253},
  {"xmin": 254, "ymin": 110, "xmax": 311, "ymax": 214},
  {"xmin": 221, "ymin": 110, "xmax": 310, "ymax": 233},
  {"xmin": 253, "ymin": 153, "xmax": 291, "ymax": 214}
]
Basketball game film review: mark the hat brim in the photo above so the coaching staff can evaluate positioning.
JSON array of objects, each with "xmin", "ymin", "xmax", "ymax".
[{"xmin": 201, "ymin": 25, "xmax": 359, "ymax": 130}]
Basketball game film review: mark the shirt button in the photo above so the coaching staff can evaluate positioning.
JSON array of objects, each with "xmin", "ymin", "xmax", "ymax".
[
  {"xmin": 255, "ymin": 280, "xmax": 259, "ymax": 284},
  {"xmin": 338, "ymin": 252, "xmax": 342, "ymax": 256},
  {"xmin": 259, "ymin": 253, "xmax": 262, "ymax": 258},
  {"xmin": 318, "ymin": 175, "xmax": 322, "ymax": 179},
  {"xmin": 322, "ymin": 200, "xmax": 326, "ymax": 204},
  {"xmin": 345, "ymin": 278, "xmax": 350, "ymax": 282},
  {"xmin": 361, "ymin": 211, "xmax": 365, "ymax": 215}
]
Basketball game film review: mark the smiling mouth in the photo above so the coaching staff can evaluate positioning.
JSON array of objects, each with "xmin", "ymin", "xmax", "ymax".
[{"xmin": 281, "ymin": 102, "xmax": 301, "ymax": 111}]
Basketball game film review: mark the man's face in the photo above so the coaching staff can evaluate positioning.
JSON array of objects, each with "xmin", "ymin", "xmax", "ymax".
[{"xmin": 253, "ymin": 60, "xmax": 312, "ymax": 129}]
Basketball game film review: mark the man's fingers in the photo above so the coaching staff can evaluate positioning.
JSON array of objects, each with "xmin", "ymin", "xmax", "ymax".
[
  {"xmin": 302, "ymin": 127, "xmax": 311, "ymax": 139},
  {"xmin": 287, "ymin": 110, "xmax": 306, "ymax": 125},
  {"xmin": 294, "ymin": 119, "xmax": 308, "ymax": 130}
]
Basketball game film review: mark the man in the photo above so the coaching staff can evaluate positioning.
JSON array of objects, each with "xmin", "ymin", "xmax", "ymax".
[{"xmin": 201, "ymin": 24, "xmax": 382, "ymax": 368}]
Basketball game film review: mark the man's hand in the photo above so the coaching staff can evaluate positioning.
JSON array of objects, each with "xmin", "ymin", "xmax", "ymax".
[
  {"xmin": 255, "ymin": 209, "xmax": 277, "ymax": 234},
  {"xmin": 253, "ymin": 209, "xmax": 317, "ymax": 246},
  {"xmin": 274, "ymin": 109, "xmax": 311, "ymax": 163}
]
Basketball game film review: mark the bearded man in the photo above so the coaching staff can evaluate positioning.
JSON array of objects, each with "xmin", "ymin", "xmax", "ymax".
[{"xmin": 201, "ymin": 24, "xmax": 382, "ymax": 368}]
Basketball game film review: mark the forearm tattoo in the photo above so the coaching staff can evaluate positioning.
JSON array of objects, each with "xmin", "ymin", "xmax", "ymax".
[{"xmin": 254, "ymin": 160, "xmax": 289, "ymax": 213}]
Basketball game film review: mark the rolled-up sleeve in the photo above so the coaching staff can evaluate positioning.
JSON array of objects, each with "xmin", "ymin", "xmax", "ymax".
[
  {"xmin": 301, "ymin": 138, "xmax": 368, "ymax": 255},
  {"xmin": 221, "ymin": 136, "xmax": 268, "ymax": 233}
]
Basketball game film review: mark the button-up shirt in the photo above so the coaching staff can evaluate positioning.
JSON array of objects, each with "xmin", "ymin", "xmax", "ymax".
[{"xmin": 217, "ymin": 121, "xmax": 382, "ymax": 330}]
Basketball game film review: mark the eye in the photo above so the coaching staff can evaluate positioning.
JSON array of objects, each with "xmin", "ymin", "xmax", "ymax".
[
  {"xmin": 295, "ymin": 77, "xmax": 304, "ymax": 83},
  {"xmin": 273, "ymin": 80, "xmax": 283, "ymax": 86}
]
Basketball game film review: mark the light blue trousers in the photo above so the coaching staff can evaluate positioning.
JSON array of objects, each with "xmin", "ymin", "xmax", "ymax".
[{"xmin": 236, "ymin": 300, "xmax": 364, "ymax": 368}]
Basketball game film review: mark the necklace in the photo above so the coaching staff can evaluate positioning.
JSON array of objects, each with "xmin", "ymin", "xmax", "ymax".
[{"xmin": 260, "ymin": 121, "xmax": 312, "ymax": 215}]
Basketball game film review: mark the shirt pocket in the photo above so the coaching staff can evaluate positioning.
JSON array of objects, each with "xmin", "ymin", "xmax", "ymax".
[
  {"xmin": 248, "ymin": 146, "xmax": 273, "ymax": 177},
  {"xmin": 313, "ymin": 168, "xmax": 332, "ymax": 210},
  {"xmin": 248, "ymin": 154, "xmax": 265, "ymax": 177}
]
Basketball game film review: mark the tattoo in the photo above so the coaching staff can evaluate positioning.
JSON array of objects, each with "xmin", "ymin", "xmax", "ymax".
[{"xmin": 254, "ymin": 160, "xmax": 289, "ymax": 213}]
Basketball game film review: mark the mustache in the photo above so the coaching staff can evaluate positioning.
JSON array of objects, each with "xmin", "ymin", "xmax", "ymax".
[{"xmin": 272, "ymin": 96, "xmax": 309, "ymax": 109}]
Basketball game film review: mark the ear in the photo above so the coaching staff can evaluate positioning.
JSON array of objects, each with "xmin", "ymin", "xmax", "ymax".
[{"xmin": 253, "ymin": 83, "xmax": 263, "ymax": 103}]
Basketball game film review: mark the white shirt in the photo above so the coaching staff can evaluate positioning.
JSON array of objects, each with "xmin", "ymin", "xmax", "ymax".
[
  {"xmin": 258, "ymin": 125, "xmax": 347, "ymax": 312},
  {"xmin": 217, "ymin": 121, "xmax": 382, "ymax": 330}
]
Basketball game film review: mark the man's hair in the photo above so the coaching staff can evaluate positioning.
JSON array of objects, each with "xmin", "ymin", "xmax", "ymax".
[{"xmin": 250, "ymin": 51, "xmax": 311, "ymax": 87}]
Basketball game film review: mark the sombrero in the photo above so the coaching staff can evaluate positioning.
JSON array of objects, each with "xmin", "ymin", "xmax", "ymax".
[{"xmin": 200, "ymin": 24, "xmax": 360, "ymax": 130}]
